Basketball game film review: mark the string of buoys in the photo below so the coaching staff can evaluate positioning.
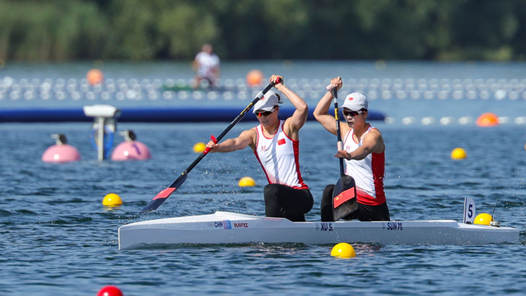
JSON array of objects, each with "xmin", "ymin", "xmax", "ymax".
[
  {"xmin": 386, "ymin": 115, "xmax": 526, "ymax": 126},
  {"xmin": 3, "ymin": 75, "xmax": 526, "ymax": 102}
]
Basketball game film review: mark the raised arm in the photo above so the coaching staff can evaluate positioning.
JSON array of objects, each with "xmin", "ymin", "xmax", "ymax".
[
  {"xmin": 206, "ymin": 128, "xmax": 256, "ymax": 152},
  {"xmin": 272, "ymin": 75, "xmax": 308, "ymax": 137},
  {"xmin": 313, "ymin": 77, "xmax": 346, "ymax": 136}
]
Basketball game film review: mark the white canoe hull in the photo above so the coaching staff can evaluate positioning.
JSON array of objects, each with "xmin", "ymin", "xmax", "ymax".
[{"xmin": 118, "ymin": 211, "xmax": 520, "ymax": 250}]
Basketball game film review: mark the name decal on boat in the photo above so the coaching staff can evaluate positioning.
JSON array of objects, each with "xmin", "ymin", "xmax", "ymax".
[
  {"xmin": 234, "ymin": 222, "xmax": 248, "ymax": 228},
  {"xmin": 383, "ymin": 222, "xmax": 403, "ymax": 231},
  {"xmin": 317, "ymin": 222, "xmax": 334, "ymax": 232},
  {"xmin": 213, "ymin": 220, "xmax": 232, "ymax": 229}
]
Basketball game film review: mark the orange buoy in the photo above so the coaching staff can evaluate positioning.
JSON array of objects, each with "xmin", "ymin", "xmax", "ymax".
[
  {"xmin": 476, "ymin": 112, "xmax": 499, "ymax": 127},
  {"xmin": 87, "ymin": 69, "xmax": 104, "ymax": 85},
  {"xmin": 246, "ymin": 70, "xmax": 263, "ymax": 87}
]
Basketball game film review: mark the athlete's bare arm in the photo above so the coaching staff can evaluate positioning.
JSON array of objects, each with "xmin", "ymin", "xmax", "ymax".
[
  {"xmin": 313, "ymin": 77, "xmax": 349, "ymax": 137},
  {"xmin": 335, "ymin": 129, "xmax": 384, "ymax": 160},
  {"xmin": 206, "ymin": 128, "xmax": 256, "ymax": 152},
  {"xmin": 271, "ymin": 76, "xmax": 308, "ymax": 140}
]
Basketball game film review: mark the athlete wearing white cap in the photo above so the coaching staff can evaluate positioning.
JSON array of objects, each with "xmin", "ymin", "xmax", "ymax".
[
  {"xmin": 313, "ymin": 76, "xmax": 390, "ymax": 221},
  {"xmin": 206, "ymin": 75, "xmax": 313, "ymax": 221}
]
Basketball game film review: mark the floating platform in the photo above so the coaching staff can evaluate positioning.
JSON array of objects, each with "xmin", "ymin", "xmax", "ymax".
[{"xmin": 0, "ymin": 107, "xmax": 385, "ymax": 123}]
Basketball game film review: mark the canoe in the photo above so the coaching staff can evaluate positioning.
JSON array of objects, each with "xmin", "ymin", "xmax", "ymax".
[{"xmin": 118, "ymin": 211, "xmax": 519, "ymax": 250}]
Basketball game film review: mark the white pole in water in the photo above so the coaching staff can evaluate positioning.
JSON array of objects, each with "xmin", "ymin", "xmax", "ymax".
[
  {"xmin": 97, "ymin": 117, "xmax": 105, "ymax": 161},
  {"xmin": 83, "ymin": 105, "xmax": 120, "ymax": 161}
]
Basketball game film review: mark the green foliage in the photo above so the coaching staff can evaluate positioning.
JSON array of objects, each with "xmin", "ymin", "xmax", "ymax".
[
  {"xmin": 158, "ymin": 3, "xmax": 217, "ymax": 59},
  {"xmin": 1, "ymin": 0, "xmax": 525, "ymax": 61},
  {"xmin": 0, "ymin": 0, "xmax": 105, "ymax": 61}
]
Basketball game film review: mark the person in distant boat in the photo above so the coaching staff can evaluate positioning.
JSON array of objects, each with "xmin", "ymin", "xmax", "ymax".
[
  {"xmin": 313, "ymin": 76, "xmax": 390, "ymax": 221},
  {"xmin": 206, "ymin": 75, "xmax": 313, "ymax": 222},
  {"xmin": 192, "ymin": 43, "xmax": 220, "ymax": 89}
]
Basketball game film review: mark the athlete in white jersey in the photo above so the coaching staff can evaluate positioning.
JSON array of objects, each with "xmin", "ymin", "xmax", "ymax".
[
  {"xmin": 313, "ymin": 76, "xmax": 389, "ymax": 221},
  {"xmin": 254, "ymin": 120, "xmax": 307, "ymax": 189},
  {"xmin": 206, "ymin": 75, "xmax": 313, "ymax": 221},
  {"xmin": 192, "ymin": 44, "xmax": 220, "ymax": 88}
]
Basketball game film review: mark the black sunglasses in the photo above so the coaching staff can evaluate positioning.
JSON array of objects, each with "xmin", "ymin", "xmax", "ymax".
[
  {"xmin": 342, "ymin": 109, "xmax": 366, "ymax": 117},
  {"xmin": 256, "ymin": 108, "xmax": 275, "ymax": 117}
]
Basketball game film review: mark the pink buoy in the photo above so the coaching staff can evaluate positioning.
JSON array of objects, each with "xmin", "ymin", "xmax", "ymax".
[
  {"xmin": 42, "ymin": 134, "xmax": 81, "ymax": 163},
  {"xmin": 111, "ymin": 130, "xmax": 151, "ymax": 161}
]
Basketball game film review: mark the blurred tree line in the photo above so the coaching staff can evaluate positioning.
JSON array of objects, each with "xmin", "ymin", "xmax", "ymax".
[{"xmin": 1, "ymin": 0, "xmax": 525, "ymax": 61}]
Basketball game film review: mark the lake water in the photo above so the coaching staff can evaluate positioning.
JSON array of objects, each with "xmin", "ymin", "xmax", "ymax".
[{"xmin": 1, "ymin": 61, "xmax": 526, "ymax": 295}]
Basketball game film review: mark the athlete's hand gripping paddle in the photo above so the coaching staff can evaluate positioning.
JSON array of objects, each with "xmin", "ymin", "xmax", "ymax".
[
  {"xmin": 330, "ymin": 84, "xmax": 358, "ymax": 221},
  {"xmin": 141, "ymin": 79, "xmax": 280, "ymax": 213}
]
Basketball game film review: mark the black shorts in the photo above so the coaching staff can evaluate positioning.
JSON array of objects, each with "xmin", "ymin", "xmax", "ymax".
[
  {"xmin": 264, "ymin": 184, "xmax": 313, "ymax": 222},
  {"xmin": 322, "ymin": 184, "xmax": 390, "ymax": 221}
]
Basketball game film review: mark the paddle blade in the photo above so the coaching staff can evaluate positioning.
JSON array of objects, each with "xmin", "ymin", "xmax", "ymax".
[
  {"xmin": 141, "ymin": 174, "xmax": 188, "ymax": 213},
  {"xmin": 332, "ymin": 175, "xmax": 358, "ymax": 221}
]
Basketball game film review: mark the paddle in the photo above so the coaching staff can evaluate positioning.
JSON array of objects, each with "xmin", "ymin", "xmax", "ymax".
[
  {"xmin": 141, "ymin": 80, "xmax": 278, "ymax": 213},
  {"xmin": 330, "ymin": 87, "xmax": 358, "ymax": 221}
]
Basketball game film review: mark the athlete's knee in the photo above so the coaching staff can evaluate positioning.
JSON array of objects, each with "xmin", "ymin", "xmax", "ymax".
[
  {"xmin": 321, "ymin": 184, "xmax": 334, "ymax": 207},
  {"xmin": 264, "ymin": 184, "xmax": 281, "ymax": 198},
  {"xmin": 323, "ymin": 184, "xmax": 334, "ymax": 197},
  {"xmin": 321, "ymin": 184, "xmax": 335, "ymax": 222},
  {"xmin": 264, "ymin": 184, "xmax": 284, "ymax": 217}
]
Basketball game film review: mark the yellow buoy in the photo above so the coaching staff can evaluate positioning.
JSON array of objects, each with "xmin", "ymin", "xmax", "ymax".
[
  {"xmin": 451, "ymin": 147, "xmax": 467, "ymax": 160},
  {"xmin": 331, "ymin": 242, "xmax": 356, "ymax": 258},
  {"xmin": 238, "ymin": 176, "xmax": 256, "ymax": 187},
  {"xmin": 102, "ymin": 193, "xmax": 123, "ymax": 207},
  {"xmin": 193, "ymin": 142, "xmax": 206, "ymax": 153},
  {"xmin": 246, "ymin": 70, "xmax": 263, "ymax": 87},
  {"xmin": 474, "ymin": 213, "xmax": 493, "ymax": 226}
]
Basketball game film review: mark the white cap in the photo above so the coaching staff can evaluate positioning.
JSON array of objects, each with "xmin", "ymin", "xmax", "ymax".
[
  {"xmin": 253, "ymin": 90, "xmax": 281, "ymax": 114},
  {"xmin": 342, "ymin": 92, "xmax": 368, "ymax": 111}
]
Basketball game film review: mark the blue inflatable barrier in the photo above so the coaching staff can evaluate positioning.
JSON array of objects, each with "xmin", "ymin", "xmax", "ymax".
[{"xmin": 0, "ymin": 107, "xmax": 385, "ymax": 123}]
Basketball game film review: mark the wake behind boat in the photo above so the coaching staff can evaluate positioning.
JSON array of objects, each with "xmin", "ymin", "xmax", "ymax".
[{"xmin": 118, "ymin": 211, "xmax": 519, "ymax": 250}]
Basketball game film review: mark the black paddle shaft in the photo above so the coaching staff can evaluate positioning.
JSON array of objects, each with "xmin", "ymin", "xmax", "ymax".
[
  {"xmin": 176, "ymin": 82, "xmax": 276, "ymax": 180},
  {"xmin": 141, "ymin": 81, "xmax": 277, "ymax": 213},
  {"xmin": 331, "ymin": 88, "xmax": 345, "ymax": 176}
]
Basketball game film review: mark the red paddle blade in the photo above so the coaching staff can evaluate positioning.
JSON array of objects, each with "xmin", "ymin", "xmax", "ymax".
[
  {"xmin": 141, "ymin": 174, "xmax": 187, "ymax": 213},
  {"xmin": 333, "ymin": 187, "xmax": 355, "ymax": 208}
]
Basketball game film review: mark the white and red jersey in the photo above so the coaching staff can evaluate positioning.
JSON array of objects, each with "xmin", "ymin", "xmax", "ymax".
[
  {"xmin": 253, "ymin": 120, "xmax": 308, "ymax": 189},
  {"xmin": 343, "ymin": 126, "xmax": 386, "ymax": 206}
]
